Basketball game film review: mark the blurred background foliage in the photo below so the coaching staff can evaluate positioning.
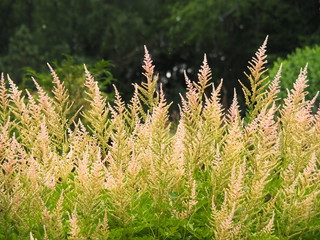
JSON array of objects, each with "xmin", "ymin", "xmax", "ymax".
[{"xmin": 0, "ymin": 0, "xmax": 319, "ymax": 110}]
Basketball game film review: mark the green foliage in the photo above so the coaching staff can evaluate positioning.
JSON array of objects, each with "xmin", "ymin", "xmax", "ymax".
[
  {"xmin": 1, "ymin": 0, "xmax": 320, "ymax": 107},
  {"xmin": 0, "ymin": 25, "xmax": 40, "ymax": 79},
  {"xmin": 269, "ymin": 45, "xmax": 320, "ymax": 108}
]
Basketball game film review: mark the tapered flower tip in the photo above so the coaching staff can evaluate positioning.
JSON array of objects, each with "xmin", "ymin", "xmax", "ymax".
[
  {"xmin": 263, "ymin": 35, "xmax": 269, "ymax": 47},
  {"xmin": 83, "ymin": 64, "xmax": 89, "ymax": 73},
  {"xmin": 204, "ymin": 53, "xmax": 208, "ymax": 63},
  {"xmin": 227, "ymin": 88, "xmax": 240, "ymax": 121},
  {"xmin": 198, "ymin": 53, "xmax": 211, "ymax": 81},
  {"xmin": 46, "ymin": 62, "xmax": 53, "ymax": 70},
  {"xmin": 256, "ymin": 35, "xmax": 268, "ymax": 59},
  {"xmin": 143, "ymin": 45, "xmax": 154, "ymax": 77},
  {"xmin": 83, "ymin": 64, "xmax": 95, "ymax": 81},
  {"xmin": 46, "ymin": 63, "xmax": 55, "ymax": 76}
]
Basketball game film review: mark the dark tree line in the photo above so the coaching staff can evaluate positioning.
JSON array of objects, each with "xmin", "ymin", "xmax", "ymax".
[{"xmin": 0, "ymin": 0, "xmax": 319, "ymax": 108}]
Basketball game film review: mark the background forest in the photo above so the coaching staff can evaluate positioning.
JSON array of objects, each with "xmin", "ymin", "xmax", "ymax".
[{"xmin": 0, "ymin": 0, "xmax": 320, "ymax": 109}]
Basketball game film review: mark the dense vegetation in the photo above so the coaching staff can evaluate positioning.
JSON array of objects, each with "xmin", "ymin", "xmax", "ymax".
[{"xmin": 0, "ymin": 39, "xmax": 319, "ymax": 239}]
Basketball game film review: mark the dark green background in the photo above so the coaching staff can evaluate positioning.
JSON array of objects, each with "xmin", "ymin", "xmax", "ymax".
[{"xmin": 0, "ymin": 0, "xmax": 319, "ymax": 109}]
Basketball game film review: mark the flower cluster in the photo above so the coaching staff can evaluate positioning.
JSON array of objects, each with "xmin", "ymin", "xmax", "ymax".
[{"xmin": 1, "ymin": 38, "xmax": 319, "ymax": 239}]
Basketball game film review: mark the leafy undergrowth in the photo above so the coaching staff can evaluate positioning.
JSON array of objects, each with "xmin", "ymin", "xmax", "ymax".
[{"xmin": 0, "ymin": 38, "xmax": 319, "ymax": 239}]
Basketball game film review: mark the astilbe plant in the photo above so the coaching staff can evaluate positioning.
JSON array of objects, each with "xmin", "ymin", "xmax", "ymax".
[{"xmin": 0, "ymin": 38, "xmax": 319, "ymax": 240}]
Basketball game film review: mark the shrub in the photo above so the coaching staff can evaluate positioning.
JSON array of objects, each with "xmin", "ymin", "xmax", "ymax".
[
  {"xmin": 21, "ymin": 55, "xmax": 115, "ymax": 118},
  {"xmin": 0, "ymin": 40, "xmax": 319, "ymax": 240},
  {"xmin": 269, "ymin": 44, "xmax": 320, "ymax": 108}
]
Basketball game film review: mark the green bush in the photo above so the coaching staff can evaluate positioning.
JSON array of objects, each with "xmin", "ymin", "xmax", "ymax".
[
  {"xmin": 21, "ymin": 55, "xmax": 116, "ymax": 118},
  {"xmin": 269, "ymin": 45, "xmax": 320, "ymax": 107}
]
